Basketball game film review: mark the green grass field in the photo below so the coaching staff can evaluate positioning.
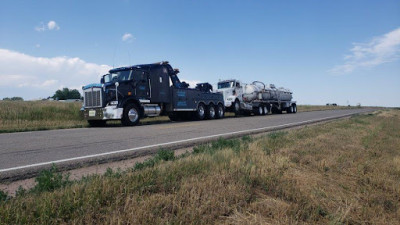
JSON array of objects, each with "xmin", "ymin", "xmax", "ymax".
[
  {"xmin": 1, "ymin": 109, "xmax": 398, "ymax": 224},
  {"xmin": 0, "ymin": 101, "xmax": 357, "ymax": 133}
]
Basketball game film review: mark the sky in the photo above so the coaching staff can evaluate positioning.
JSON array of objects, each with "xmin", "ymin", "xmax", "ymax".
[{"xmin": 0, "ymin": 0, "xmax": 399, "ymax": 107}]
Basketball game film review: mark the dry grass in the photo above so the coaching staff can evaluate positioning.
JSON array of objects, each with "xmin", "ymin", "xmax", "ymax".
[
  {"xmin": 1, "ymin": 109, "xmax": 399, "ymax": 224},
  {"xmin": 0, "ymin": 101, "xmax": 86, "ymax": 133},
  {"xmin": 297, "ymin": 104, "xmax": 356, "ymax": 112}
]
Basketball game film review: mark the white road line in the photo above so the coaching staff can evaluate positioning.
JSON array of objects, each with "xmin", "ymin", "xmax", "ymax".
[{"xmin": 0, "ymin": 111, "xmax": 361, "ymax": 173}]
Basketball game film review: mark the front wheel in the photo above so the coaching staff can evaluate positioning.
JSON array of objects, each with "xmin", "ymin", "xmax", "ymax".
[{"xmin": 121, "ymin": 103, "xmax": 140, "ymax": 126}]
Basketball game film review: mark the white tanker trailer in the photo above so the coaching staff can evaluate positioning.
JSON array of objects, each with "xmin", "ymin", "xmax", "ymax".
[{"xmin": 217, "ymin": 79, "xmax": 297, "ymax": 115}]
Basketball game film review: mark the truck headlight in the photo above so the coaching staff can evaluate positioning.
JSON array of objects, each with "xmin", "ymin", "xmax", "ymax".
[{"xmin": 109, "ymin": 101, "xmax": 118, "ymax": 106}]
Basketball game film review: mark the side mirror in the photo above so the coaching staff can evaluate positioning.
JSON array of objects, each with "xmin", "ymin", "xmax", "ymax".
[{"xmin": 100, "ymin": 77, "xmax": 105, "ymax": 84}]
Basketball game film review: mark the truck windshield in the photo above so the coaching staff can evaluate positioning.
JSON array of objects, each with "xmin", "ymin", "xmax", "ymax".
[
  {"xmin": 217, "ymin": 81, "xmax": 234, "ymax": 89},
  {"xmin": 103, "ymin": 70, "xmax": 133, "ymax": 83}
]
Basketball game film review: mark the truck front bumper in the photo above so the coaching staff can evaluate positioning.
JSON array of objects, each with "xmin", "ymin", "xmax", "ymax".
[{"xmin": 82, "ymin": 106, "xmax": 123, "ymax": 120}]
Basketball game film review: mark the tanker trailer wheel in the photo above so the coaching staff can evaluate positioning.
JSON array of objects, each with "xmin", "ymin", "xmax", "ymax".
[
  {"xmin": 194, "ymin": 103, "xmax": 206, "ymax": 120},
  {"xmin": 206, "ymin": 104, "xmax": 216, "ymax": 120},
  {"xmin": 216, "ymin": 103, "xmax": 225, "ymax": 119},
  {"xmin": 122, "ymin": 103, "xmax": 140, "ymax": 126},
  {"xmin": 256, "ymin": 106, "xmax": 263, "ymax": 115},
  {"xmin": 286, "ymin": 106, "xmax": 293, "ymax": 114},
  {"xmin": 292, "ymin": 104, "xmax": 297, "ymax": 113},
  {"xmin": 263, "ymin": 106, "xmax": 269, "ymax": 115},
  {"xmin": 88, "ymin": 120, "xmax": 106, "ymax": 127},
  {"xmin": 233, "ymin": 100, "xmax": 241, "ymax": 116}
]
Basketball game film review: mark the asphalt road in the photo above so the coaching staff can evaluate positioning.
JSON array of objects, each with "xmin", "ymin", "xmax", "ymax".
[{"xmin": 0, "ymin": 108, "xmax": 374, "ymax": 178}]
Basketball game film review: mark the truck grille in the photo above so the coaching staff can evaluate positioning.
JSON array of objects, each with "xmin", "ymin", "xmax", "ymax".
[{"xmin": 84, "ymin": 88, "xmax": 102, "ymax": 108}]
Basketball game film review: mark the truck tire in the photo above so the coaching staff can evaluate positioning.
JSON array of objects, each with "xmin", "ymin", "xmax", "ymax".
[
  {"xmin": 292, "ymin": 104, "xmax": 297, "ymax": 113},
  {"xmin": 257, "ymin": 106, "xmax": 263, "ymax": 115},
  {"xmin": 216, "ymin": 104, "xmax": 225, "ymax": 119},
  {"xmin": 286, "ymin": 106, "xmax": 293, "ymax": 114},
  {"xmin": 234, "ymin": 100, "xmax": 241, "ymax": 116},
  {"xmin": 263, "ymin": 106, "xmax": 269, "ymax": 115},
  {"xmin": 88, "ymin": 120, "xmax": 106, "ymax": 127},
  {"xmin": 206, "ymin": 104, "xmax": 216, "ymax": 120},
  {"xmin": 194, "ymin": 103, "xmax": 206, "ymax": 120},
  {"xmin": 122, "ymin": 103, "xmax": 140, "ymax": 126}
]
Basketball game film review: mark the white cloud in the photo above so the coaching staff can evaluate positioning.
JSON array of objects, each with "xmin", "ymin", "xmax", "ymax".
[
  {"xmin": 47, "ymin": 21, "xmax": 60, "ymax": 30},
  {"xmin": 35, "ymin": 20, "xmax": 60, "ymax": 32},
  {"xmin": 35, "ymin": 23, "xmax": 46, "ymax": 32},
  {"xmin": 122, "ymin": 33, "xmax": 134, "ymax": 42},
  {"xmin": 330, "ymin": 27, "xmax": 400, "ymax": 74},
  {"xmin": 181, "ymin": 79, "xmax": 202, "ymax": 88},
  {"xmin": 0, "ymin": 49, "xmax": 111, "ymax": 99}
]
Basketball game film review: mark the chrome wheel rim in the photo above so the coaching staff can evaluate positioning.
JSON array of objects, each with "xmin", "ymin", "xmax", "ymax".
[
  {"xmin": 264, "ymin": 107, "xmax": 268, "ymax": 114},
  {"xmin": 209, "ymin": 106, "xmax": 215, "ymax": 118},
  {"xmin": 218, "ymin": 106, "xmax": 224, "ymax": 117},
  {"xmin": 128, "ymin": 108, "xmax": 139, "ymax": 122},
  {"xmin": 259, "ymin": 107, "xmax": 263, "ymax": 115},
  {"xmin": 198, "ymin": 105, "xmax": 205, "ymax": 117}
]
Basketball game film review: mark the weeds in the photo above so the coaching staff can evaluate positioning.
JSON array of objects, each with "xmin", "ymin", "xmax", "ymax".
[
  {"xmin": 133, "ymin": 149, "xmax": 175, "ymax": 171},
  {"xmin": 32, "ymin": 164, "xmax": 71, "ymax": 193},
  {"xmin": 0, "ymin": 190, "xmax": 8, "ymax": 203}
]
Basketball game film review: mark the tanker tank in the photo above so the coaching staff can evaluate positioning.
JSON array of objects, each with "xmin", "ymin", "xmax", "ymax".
[
  {"xmin": 242, "ymin": 83, "xmax": 261, "ymax": 102},
  {"xmin": 257, "ymin": 82, "xmax": 293, "ymax": 101}
]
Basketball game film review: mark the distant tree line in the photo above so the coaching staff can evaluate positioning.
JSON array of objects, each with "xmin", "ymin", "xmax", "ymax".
[
  {"xmin": 53, "ymin": 88, "xmax": 81, "ymax": 100},
  {"xmin": 2, "ymin": 97, "xmax": 24, "ymax": 101},
  {"xmin": 2, "ymin": 88, "xmax": 81, "ymax": 101}
]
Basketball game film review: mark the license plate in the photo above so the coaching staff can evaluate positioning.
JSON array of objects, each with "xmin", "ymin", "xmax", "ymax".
[{"xmin": 89, "ymin": 110, "xmax": 96, "ymax": 117}]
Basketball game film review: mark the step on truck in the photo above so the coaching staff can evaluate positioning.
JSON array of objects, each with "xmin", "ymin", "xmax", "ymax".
[
  {"xmin": 81, "ymin": 61, "xmax": 225, "ymax": 126},
  {"xmin": 216, "ymin": 79, "xmax": 297, "ymax": 116}
]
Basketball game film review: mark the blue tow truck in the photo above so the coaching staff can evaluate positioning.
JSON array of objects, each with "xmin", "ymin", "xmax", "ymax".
[{"xmin": 81, "ymin": 61, "xmax": 224, "ymax": 126}]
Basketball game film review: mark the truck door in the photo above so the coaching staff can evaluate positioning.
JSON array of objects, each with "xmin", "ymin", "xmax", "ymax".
[
  {"xmin": 149, "ymin": 67, "xmax": 170, "ymax": 103},
  {"xmin": 132, "ymin": 70, "xmax": 150, "ymax": 99}
]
